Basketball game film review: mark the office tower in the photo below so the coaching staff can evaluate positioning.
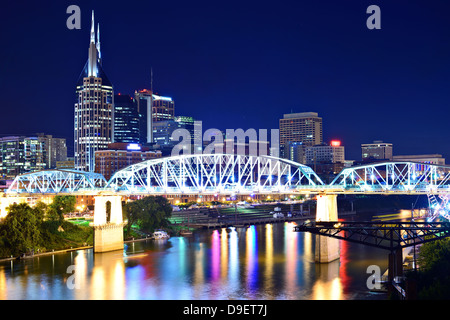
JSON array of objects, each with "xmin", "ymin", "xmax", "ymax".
[
  {"xmin": 0, "ymin": 135, "xmax": 68, "ymax": 179},
  {"xmin": 153, "ymin": 94, "xmax": 175, "ymax": 122},
  {"xmin": 152, "ymin": 120, "xmax": 183, "ymax": 146},
  {"xmin": 305, "ymin": 140, "xmax": 345, "ymax": 177},
  {"xmin": 152, "ymin": 116, "xmax": 195, "ymax": 155},
  {"xmin": 135, "ymin": 89, "xmax": 153, "ymax": 144},
  {"xmin": 74, "ymin": 11, "xmax": 114, "ymax": 172},
  {"xmin": 135, "ymin": 89, "xmax": 175, "ymax": 144},
  {"xmin": 305, "ymin": 141, "xmax": 345, "ymax": 165},
  {"xmin": 174, "ymin": 116, "xmax": 195, "ymax": 138},
  {"xmin": 284, "ymin": 141, "xmax": 305, "ymax": 164},
  {"xmin": 0, "ymin": 137, "xmax": 25, "ymax": 179},
  {"xmin": 279, "ymin": 112, "xmax": 323, "ymax": 158},
  {"xmin": 37, "ymin": 134, "xmax": 68, "ymax": 169},
  {"xmin": 114, "ymin": 94, "xmax": 140, "ymax": 143},
  {"xmin": 361, "ymin": 140, "xmax": 393, "ymax": 162}
]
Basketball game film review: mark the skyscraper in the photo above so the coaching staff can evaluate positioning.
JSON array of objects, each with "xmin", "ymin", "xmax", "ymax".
[
  {"xmin": 114, "ymin": 94, "xmax": 140, "ymax": 143},
  {"xmin": 135, "ymin": 89, "xmax": 175, "ymax": 144},
  {"xmin": 152, "ymin": 94, "xmax": 175, "ymax": 122},
  {"xmin": 279, "ymin": 112, "xmax": 323, "ymax": 158},
  {"xmin": 74, "ymin": 11, "xmax": 114, "ymax": 172},
  {"xmin": 135, "ymin": 89, "xmax": 153, "ymax": 144}
]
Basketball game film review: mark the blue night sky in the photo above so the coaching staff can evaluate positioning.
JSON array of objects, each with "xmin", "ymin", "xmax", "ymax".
[{"xmin": 0, "ymin": 0, "xmax": 449, "ymax": 160}]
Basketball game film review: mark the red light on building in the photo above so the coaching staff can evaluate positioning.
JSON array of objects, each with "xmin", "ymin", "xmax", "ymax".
[{"xmin": 331, "ymin": 140, "xmax": 341, "ymax": 147}]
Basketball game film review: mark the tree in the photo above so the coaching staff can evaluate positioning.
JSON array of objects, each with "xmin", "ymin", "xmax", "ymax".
[
  {"xmin": 0, "ymin": 203, "xmax": 43, "ymax": 255},
  {"xmin": 407, "ymin": 238, "xmax": 450, "ymax": 299},
  {"xmin": 48, "ymin": 196, "xmax": 76, "ymax": 224},
  {"xmin": 123, "ymin": 196, "xmax": 172, "ymax": 234}
]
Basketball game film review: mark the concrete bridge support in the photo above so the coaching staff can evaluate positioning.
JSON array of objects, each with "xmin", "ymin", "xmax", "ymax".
[
  {"xmin": 0, "ymin": 197, "xmax": 28, "ymax": 219},
  {"xmin": 315, "ymin": 194, "xmax": 340, "ymax": 263},
  {"xmin": 93, "ymin": 196, "xmax": 125, "ymax": 253}
]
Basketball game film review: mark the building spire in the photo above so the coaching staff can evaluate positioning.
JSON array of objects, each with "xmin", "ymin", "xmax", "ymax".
[
  {"xmin": 90, "ymin": 11, "xmax": 96, "ymax": 44},
  {"xmin": 88, "ymin": 10, "xmax": 98, "ymax": 77},
  {"xmin": 97, "ymin": 23, "xmax": 101, "ymax": 63}
]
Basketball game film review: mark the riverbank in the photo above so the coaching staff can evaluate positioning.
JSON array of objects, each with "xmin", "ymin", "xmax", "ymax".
[{"xmin": 0, "ymin": 246, "xmax": 94, "ymax": 263}]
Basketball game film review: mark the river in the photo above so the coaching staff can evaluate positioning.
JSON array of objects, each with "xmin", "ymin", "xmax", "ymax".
[{"xmin": 0, "ymin": 212, "xmax": 397, "ymax": 300}]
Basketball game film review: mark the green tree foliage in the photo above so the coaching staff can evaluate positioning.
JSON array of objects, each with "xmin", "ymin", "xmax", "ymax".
[
  {"xmin": 409, "ymin": 238, "xmax": 450, "ymax": 299},
  {"xmin": 47, "ymin": 196, "xmax": 76, "ymax": 225},
  {"xmin": 0, "ymin": 203, "xmax": 44, "ymax": 255},
  {"xmin": 0, "ymin": 197, "xmax": 91, "ymax": 258},
  {"xmin": 123, "ymin": 196, "xmax": 172, "ymax": 234}
]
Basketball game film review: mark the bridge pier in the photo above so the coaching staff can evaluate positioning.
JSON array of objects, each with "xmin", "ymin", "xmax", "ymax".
[
  {"xmin": 315, "ymin": 194, "xmax": 340, "ymax": 263},
  {"xmin": 93, "ymin": 196, "xmax": 126, "ymax": 253},
  {"xmin": 387, "ymin": 249, "xmax": 404, "ymax": 296}
]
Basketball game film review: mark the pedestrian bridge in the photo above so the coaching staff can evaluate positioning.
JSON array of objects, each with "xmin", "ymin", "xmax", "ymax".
[
  {"xmin": 5, "ymin": 154, "xmax": 450, "ymax": 196},
  {"xmin": 3, "ymin": 154, "xmax": 450, "ymax": 256}
]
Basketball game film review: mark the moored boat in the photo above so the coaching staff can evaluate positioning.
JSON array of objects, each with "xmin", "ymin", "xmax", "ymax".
[{"xmin": 153, "ymin": 230, "xmax": 170, "ymax": 239}]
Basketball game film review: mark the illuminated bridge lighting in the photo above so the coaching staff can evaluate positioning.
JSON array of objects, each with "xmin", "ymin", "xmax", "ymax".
[
  {"xmin": 105, "ymin": 154, "xmax": 324, "ymax": 195},
  {"xmin": 4, "ymin": 157, "xmax": 450, "ymax": 199}
]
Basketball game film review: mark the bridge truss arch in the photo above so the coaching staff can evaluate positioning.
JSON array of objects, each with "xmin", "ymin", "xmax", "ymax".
[
  {"xmin": 7, "ymin": 169, "xmax": 108, "ymax": 194},
  {"xmin": 330, "ymin": 161, "xmax": 450, "ymax": 194},
  {"xmin": 106, "ymin": 154, "xmax": 324, "ymax": 195}
]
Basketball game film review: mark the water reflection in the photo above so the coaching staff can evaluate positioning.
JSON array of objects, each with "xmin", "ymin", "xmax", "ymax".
[
  {"xmin": 245, "ymin": 225, "xmax": 258, "ymax": 297},
  {"xmin": 0, "ymin": 222, "xmax": 388, "ymax": 300},
  {"xmin": 312, "ymin": 260, "xmax": 342, "ymax": 300},
  {"xmin": 265, "ymin": 224, "xmax": 274, "ymax": 296}
]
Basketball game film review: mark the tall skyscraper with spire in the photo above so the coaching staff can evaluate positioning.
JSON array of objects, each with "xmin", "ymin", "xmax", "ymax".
[{"xmin": 74, "ymin": 11, "xmax": 114, "ymax": 172}]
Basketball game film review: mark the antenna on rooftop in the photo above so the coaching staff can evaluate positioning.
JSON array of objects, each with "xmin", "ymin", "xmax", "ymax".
[{"xmin": 151, "ymin": 68, "xmax": 153, "ymax": 92}]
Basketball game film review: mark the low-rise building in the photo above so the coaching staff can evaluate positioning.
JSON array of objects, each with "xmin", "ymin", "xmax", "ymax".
[
  {"xmin": 392, "ymin": 154, "xmax": 445, "ymax": 166},
  {"xmin": 94, "ymin": 143, "xmax": 162, "ymax": 180}
]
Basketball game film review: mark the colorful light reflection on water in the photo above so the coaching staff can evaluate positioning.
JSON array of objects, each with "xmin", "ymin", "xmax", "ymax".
[{"xmin": 0, "ymin": 222, "xmax": 388, "ymax": 300}]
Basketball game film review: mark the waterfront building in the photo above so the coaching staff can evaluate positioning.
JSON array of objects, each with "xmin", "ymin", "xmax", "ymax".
[
  {"xmin": 74, "ymin": 12, "xmax": 114, "ymax": 172},
  {"xmin": 94, "ymin": 142, "xmax": 162, "ymax": 180},
  {"xmin": 361, "ymin": 140, "xmax": 393, "ymax": 162},
  {"xmin": 279, "ymin": 112, "xmax": 323, "ymax": 158},
  {"xmin": 114, "ymin": 94, "xmax": 140, "ymax": 143}
]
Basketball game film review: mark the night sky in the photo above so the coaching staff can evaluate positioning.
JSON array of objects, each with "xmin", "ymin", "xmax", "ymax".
[{"xmin": 1, "ymin": 0, "xmax": 450, "ymax": 161}]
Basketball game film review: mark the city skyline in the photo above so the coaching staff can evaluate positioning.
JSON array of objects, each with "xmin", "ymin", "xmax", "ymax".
[{"xmin": 1, "ymin": 1, "xmax": 450, "ymax": 161}]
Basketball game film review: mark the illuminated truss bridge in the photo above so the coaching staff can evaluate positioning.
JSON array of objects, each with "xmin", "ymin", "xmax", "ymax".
[
  {"xmin": 106, "ymin": 154, "xmax": 324, "ymax": 195},
  {"xmin": 329, "ymin": 161, "xmax": 450, "ymax": 194},
  {"xmin": 5, "ymin": 156, "xmax": 450, "ymax": 217},
  {"xmin": 7, "ymin": 169, "xmax": 107, "ymax": 194}
]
